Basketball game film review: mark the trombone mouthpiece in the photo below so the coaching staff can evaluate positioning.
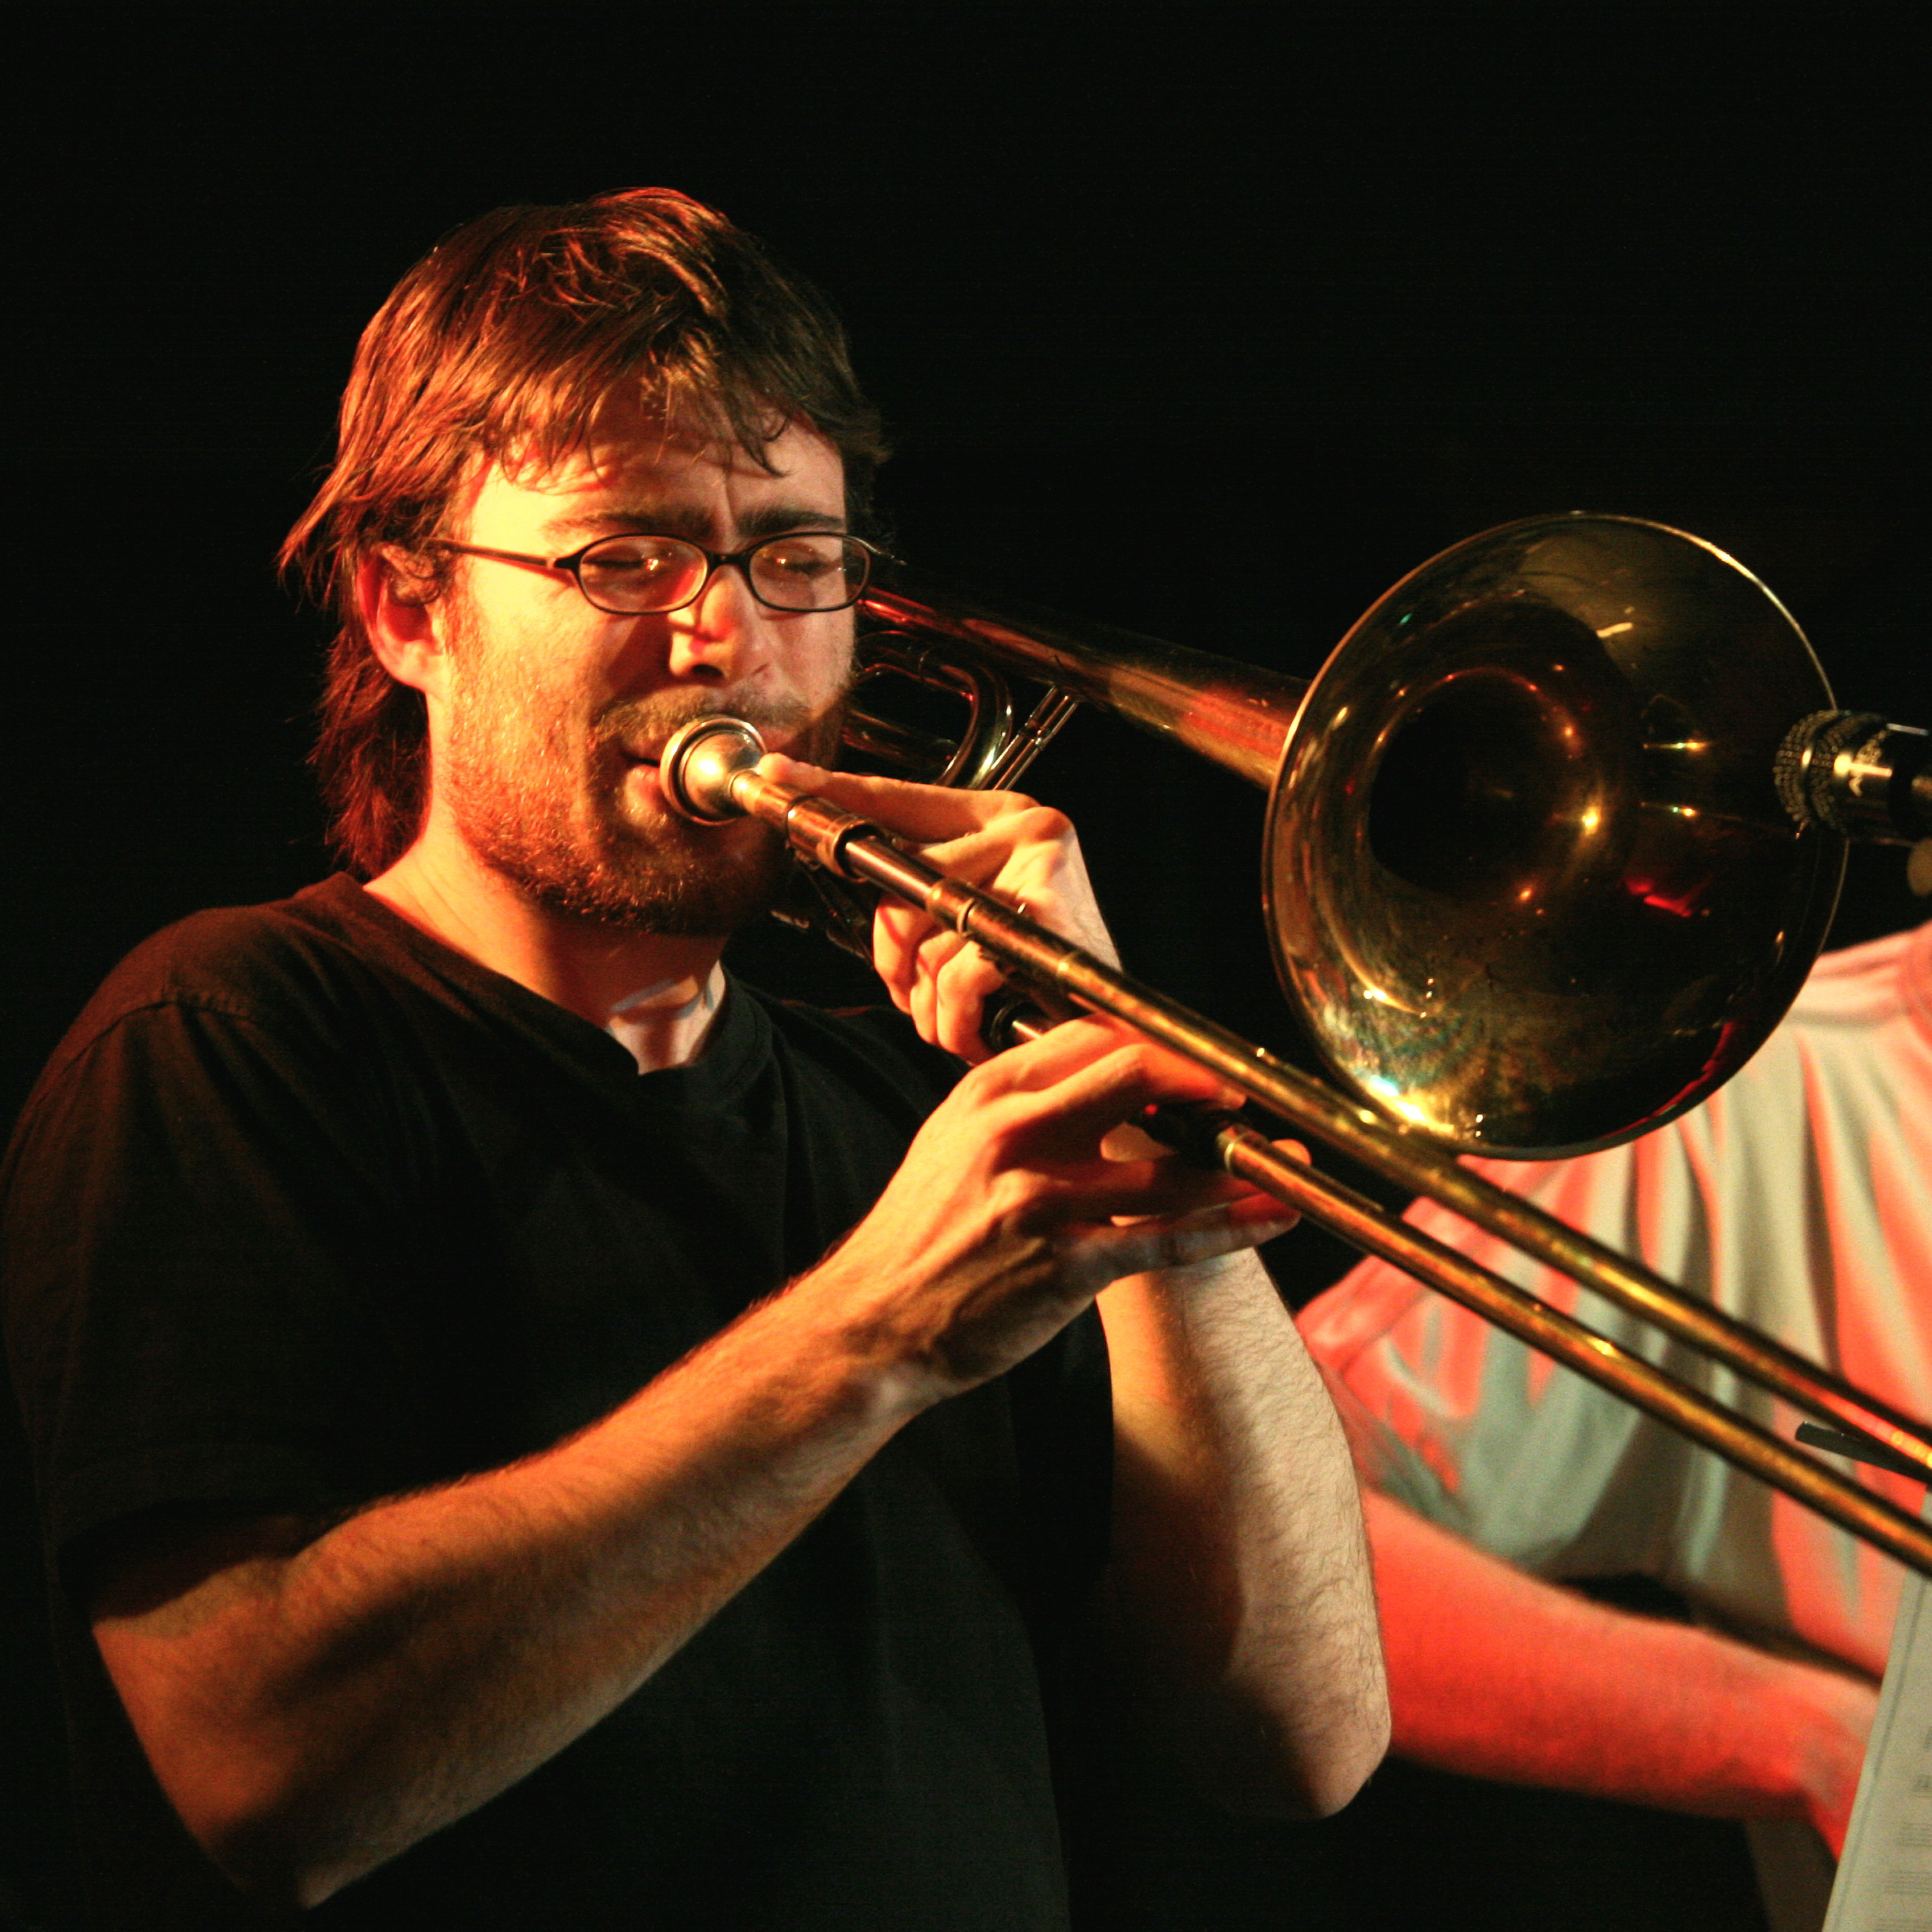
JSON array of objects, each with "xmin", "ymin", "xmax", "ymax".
[{"xmin": 659, "ymin": 716, "xmax": 767, "ymax": 824}]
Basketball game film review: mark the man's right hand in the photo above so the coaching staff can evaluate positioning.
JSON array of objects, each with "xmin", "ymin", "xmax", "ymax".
[{"xmin": 794, "ymin": 1014, "xmax": 1298, "ymax": 1407}]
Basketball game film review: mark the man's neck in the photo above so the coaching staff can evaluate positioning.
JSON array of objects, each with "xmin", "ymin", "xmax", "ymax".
[{"xmin": 365, "ymin": 832, "xmax": 730, "ymax": 1075}]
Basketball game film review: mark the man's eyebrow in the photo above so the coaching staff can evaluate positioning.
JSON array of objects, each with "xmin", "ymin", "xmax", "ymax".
[{"xmin": 539, "ymin": 503, "xmax": 848, "ymax": 546}]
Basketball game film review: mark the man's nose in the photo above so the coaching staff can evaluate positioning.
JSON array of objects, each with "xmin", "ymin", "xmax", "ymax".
[{"xmin": 664, "ymin": 564, "xmax": 770, "ymax": 685}]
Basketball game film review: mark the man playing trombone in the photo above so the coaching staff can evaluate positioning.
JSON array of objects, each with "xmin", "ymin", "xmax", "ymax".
[{"xmin": 0, "ymin": 188, "xmax": 1387, "ymax": 1926}]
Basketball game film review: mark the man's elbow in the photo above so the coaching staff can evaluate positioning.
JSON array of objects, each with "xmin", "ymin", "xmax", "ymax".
[
  {"xmin": 149, "ymin": 1743, "xmax": 382, "ymax": 1909},
  {"xmin": 1190, "ymin": 1681, "xmax": 1392, "ymax": 1821},
  {"xmin": 211, "ymin": 1837, "xmax": 356, "ymax": 1913},
  {"xmin": 1285, "ymin": 1699, "xmax": 1391, "ymax": 1818}
]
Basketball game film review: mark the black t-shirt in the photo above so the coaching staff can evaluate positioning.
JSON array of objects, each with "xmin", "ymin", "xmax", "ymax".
[{"xmin": 2, "ymin": 876, "xmax": 1112, "ymax": 1930}]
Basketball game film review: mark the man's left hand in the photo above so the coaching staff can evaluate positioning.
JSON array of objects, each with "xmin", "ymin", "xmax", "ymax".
[{"xmin": 758, "ymin": 757, "xmax": 1115, "ymax": 1060}]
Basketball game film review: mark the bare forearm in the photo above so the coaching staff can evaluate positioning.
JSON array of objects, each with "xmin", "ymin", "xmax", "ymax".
[
  {"xmin": 95, "ymin": 1282, "xmax": 915, "ymax": 1904},
  {"xmin": 1366, "ymin": 1492, "xmax": 1876, "ymax": 1851},
  {"xmin": 1100, "ymin": 1254, "xmax": 1389, "ymax": 1815}
]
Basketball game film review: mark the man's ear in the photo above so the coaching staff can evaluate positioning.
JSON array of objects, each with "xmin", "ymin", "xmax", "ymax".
[{"xmin": 359, "ymin": 548, "xmax": 452, "ymax": 700}]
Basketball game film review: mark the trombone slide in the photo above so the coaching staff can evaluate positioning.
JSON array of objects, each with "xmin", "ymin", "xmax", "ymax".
[{"xmin": 660, "ymin": 713, "xmax": 1932, "ymax": 1579}]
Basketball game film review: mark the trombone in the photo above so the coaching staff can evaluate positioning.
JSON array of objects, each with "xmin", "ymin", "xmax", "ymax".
[{"xmin": 664, "ymin": 514, "xmax": 1932, "ymax": 1578}]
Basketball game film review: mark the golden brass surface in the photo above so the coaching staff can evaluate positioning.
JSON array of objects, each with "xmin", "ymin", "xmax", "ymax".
[
  {"xmin": 798, "ymin": 517, "xmax": 1932, "ymax": 1567},
  {"xmin": 1264, "ymin": 515, "xmax": 1842, "ymax": 1154}
]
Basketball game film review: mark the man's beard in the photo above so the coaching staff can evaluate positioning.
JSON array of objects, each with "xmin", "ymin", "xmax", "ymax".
[{"xmin": 439, "ymin": 630, "xmax": 848, "ymax": 937}]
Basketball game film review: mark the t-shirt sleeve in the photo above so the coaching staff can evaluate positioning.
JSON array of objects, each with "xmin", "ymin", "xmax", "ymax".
[{"xmin": 3, "ymin": 996, "xmax": 422, "ymax": 1560}]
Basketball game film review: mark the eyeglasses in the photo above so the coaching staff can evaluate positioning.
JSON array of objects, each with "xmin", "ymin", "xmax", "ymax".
[{"xmin": 436, "ymin": 530, "xmax": 885, "ymax": 616}]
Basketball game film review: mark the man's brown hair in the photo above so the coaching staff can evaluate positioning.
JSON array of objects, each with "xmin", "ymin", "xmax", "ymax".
[{"xmin": 281, "ymin": 188, "xmax": 889, "ymax": 877}]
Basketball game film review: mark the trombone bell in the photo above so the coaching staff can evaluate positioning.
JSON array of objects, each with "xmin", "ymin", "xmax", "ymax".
[
  {"xmin": 858, "ymin": 515, "xmax": 1864, "ymax": 1157},
  {"xmin": 1265, "ymin": 516, "xmax": 1842, "ymax": 1154}
]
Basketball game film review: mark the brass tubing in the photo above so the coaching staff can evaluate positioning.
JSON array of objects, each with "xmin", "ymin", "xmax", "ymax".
[
  {"xmin": 862, "ymin": 584, "xmax": 1308, "ymax": 790},
  {"xmin": 1386, "ymin": 1150, "xmax": 1932, "ymax": 1478},
  {"xmin": 712, "ymin": 759, "xmax": 1932, "ymax": 1578},
  {"xmin": 1196, "ymin": 1062, "xmax": 1932, "ymax": 1475},
  {"xmin": 1208, "ymin": 1125, "xmax": 1932, "ymax": 1575}
]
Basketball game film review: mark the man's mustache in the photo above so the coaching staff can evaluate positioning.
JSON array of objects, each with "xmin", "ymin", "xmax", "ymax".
[{"xmin": 592, "ymin": 688, "xmax": 846, "ymax": 761}]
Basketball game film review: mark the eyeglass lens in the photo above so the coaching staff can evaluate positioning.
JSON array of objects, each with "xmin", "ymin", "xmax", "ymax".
[{"xmin": 576, "ymin": 533, "xmax": 869, "ymax": 613}]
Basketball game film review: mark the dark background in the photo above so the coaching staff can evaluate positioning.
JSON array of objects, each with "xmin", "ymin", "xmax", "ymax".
[{"xmin": 6, "ymin": 2, "xmax": 1925, "ymax": 1926}]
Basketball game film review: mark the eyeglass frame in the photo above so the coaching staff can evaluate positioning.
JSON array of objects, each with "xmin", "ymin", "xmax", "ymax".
[{"xmin": 430, "ymin": 530, "xmax": 890, "ymax": 616}]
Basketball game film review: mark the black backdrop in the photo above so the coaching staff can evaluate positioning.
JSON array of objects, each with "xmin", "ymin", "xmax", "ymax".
[{"xmin": 6, "ymin": 4, "xmax": 1925, "ymax": 1926}]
